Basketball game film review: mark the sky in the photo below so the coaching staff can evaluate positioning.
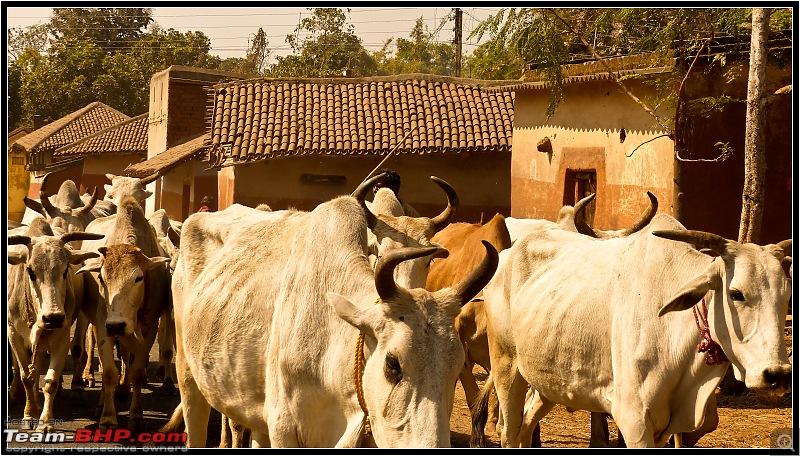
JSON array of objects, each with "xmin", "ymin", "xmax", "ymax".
[{"xmin": 6, "ymin": 6, "xmax": 504, "ymax": 64}]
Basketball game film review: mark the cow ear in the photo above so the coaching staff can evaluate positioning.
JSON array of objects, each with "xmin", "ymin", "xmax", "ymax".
[
  {"xmin": 76, "ymin": 260, "xmax": 102, "ymax": 275},
  {"xmin": 8, "ymin": 251, "xmax": 27, "ymax": 265},
  {"xmin": 658, "ymin": 273, "xmax": 713, "ymax": 317},
  {"xmin": 104, "ymin": 184, "xmax": 113, "ymax": 196},
  {"xmin": 144, "ymin": 256, "xmax": 171, "ymax": 270},
  {"xmin": 143, "ymin": 190, "xmax": 154, "ymax": 199},
  {"xmin": 68, "ymin": 250, "xmax": 101, "ymax": 265},
  {"xmin": 327, "ymin": 292, "xmax": 374, "ymax": 336}
]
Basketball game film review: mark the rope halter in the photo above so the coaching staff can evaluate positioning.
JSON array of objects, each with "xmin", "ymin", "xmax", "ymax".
[
  {"xmin": 693, "ymin": 296, "xmax": 729, "ymax": 365},
  {"xmin": 353, "ymin": 297, "xmax": 381, "ymax": 438}
]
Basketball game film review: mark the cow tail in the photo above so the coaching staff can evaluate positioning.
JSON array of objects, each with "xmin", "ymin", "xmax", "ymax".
[
  {"xmin": 160, "ymin": 402, "xmax": 184, "ymax": 434},
  {"xmin": 469, "ymin": 374, "xmax": 493, "ymax": 448}
]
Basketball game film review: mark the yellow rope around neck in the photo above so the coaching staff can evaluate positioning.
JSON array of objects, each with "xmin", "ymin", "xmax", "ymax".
[{"xmin": 353, "ymin": 297, "xmax": 381, "ymax": 438}]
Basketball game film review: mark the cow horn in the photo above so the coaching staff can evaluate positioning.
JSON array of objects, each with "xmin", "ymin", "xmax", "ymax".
[
  {"xmin": 452, "ymin": 240, "xmax": 499, "ymax": 306},
  {"xmin": 78, "ymin": 187, "xmax": 99, "ymax": 216},
  {"xmin": 776, "ymin": 239, "xmax": 792, "ymax": 259},
  {"xmin": 60, "ymin": 231, "xmax": 105, "ymax": 244},
  {"xmin": 23, "ymin": 197, "xmax": 47, "ymax": 218},
  {"xmin": 38, "ymin": 172, "xmax": 59, "ymax": 218},
  {"xmin": 620, "ymin": 191, "xmax": 658, "ymax": 236},
  {"xmin": 375, "ymin": 246, "xmax": 445, "ymax": 301},
  {"xmin": 652, "ymin": 230, "xmax": 730, "ymax": 256},
  {"xmin": 430, "ymin": 176, "xmax": 460, "ymax": 232},
  {"xmin": 351, "ymin": 172, "xmax": 387, "ymax": 230},
  {"xmin": 573, "ymin": 193, "xmax": 597, "ymax": 237},
  {"xmin": 139, "ymin": 172, "xmax": 160, "ymax": 185},
  {"xmin": 8, "ymin": 235, "xmax": 31, "ymax": 246}
]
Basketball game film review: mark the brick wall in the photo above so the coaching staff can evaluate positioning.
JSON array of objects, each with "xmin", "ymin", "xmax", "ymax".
[{"xmin": 167, "ymin": 82, "xmax": 209, "ymax": 145}]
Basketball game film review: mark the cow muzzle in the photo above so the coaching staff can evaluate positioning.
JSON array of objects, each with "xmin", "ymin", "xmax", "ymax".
[
  {"xmin": 41, "ymin": 312, "xmax": 66, "ymax": 330},
  {"xmin": 106, "ymin": 321, "xmax": 128, "ymax": 337},
  {"xmin": 762, "ymin": 366, "xmax": 792, "ymax": 393}
]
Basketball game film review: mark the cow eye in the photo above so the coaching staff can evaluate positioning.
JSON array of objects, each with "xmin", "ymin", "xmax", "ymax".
[
  {"xmin": 27, "ymin": 267, "xmax": 36, "ymax": 282},
  {"xmin": 134, "ymin": 275, "xmax": 144, "ymax": 283},
  {"xmin": 384, "ymin": 354, "xmax": 402, "ymax": 384},
  {"xmin": 730, "ymin": 289, "xmax": 745, "ymax": 301}
]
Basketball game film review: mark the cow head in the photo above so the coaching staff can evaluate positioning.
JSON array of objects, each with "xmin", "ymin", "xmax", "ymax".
[
  {"xmin": 354, "ymin": 175, "xmax": 459, "ymax": 289},
  {"xmin": 8, "ymin": 225, "xmax": 103, "ymax": 330},
  {"xmin": 77, "ymin": 244, "xmax": 169, "ymax": 339},
  {"xmin": 328, "ymin": 240, "xmax": 498, "ymax": 447},
  {"xmin": 24, "ymin": 173, "xmax": 99, "ymax": 236},
  {"xmin": 654, "ymin": 230, "xmax": 792, "ymax": 394},
  {"xmin": 104, "ymin": 173, "xmax": 157, "ymax": 207}
]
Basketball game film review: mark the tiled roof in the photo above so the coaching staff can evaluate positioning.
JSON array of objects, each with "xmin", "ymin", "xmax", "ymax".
[
  {"xmin": 123, "ymin": 133, "xmax": 209, "ymax": 178},
  {"xmin": 8, "ymin": 127, "xmax": 30, "ymax": 138},
  {"xmin": 482, "ymin": 53, "xmax": 675, "ymax": 93},
  {"xmin": 12, "ymin": 102, "xmax": 130, "ymax": 155},
  {"xmin": 55, "ymin": 113, "xmax": 148, "ymax": 157},
  {"xmin": 207, "ymin": 73, "xmax": 516, "ymax": 166}
]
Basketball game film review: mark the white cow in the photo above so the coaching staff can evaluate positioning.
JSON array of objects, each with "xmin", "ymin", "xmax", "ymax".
[
  {"xmin": 7, "ymin": 218, "xmax": 103, "ymax": 430},
  {"xmin": 162, "ymin": 174, "xmax": 499, "ymax": 447},
  {"xmin": 480, "ymin": 213, "xmax": 791, "ymax": 447},
  {"xmin": 77, "ymin": 196, "xmax": 171, "ymax": 430}
]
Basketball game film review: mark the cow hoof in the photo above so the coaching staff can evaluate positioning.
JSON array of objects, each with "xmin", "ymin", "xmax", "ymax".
[
  {"xmin": 94, "ymin": 405, "xmax": 104, "ymax": 418},
  {"xmin": 35, "ymin": 424, "xmax": 53, "ymax": 433},
  {"xmin": 128, "ymin": 418, "xmax": 142, "ymax": 432},
  {"xmin": 98, "ymin": 420, "xmax": 118, "ymax": 431},
  {"xmin": 156, "ymin": 365, "xmax": 166, "ymax": 382},
  {"xmin": 163, "ymin": 378, "xmax": 176, "ymax": 395},
  {"xmin": 486, "ymin": 422, "xmax": 497, "ymax": 436},
  {"xmin": 70, "ymin": 389, "xmax": 88, "ymax": 401},
  {"xmin": 86, "ymin": 378, "xmax": 96, "ymax": 388}
]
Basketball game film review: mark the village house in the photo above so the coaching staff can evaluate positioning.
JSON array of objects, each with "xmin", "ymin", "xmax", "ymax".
[
  {"xmin": 8, "ymin": 126, "xmax": 31, "ymax": 222},
  {"xmin": 485, "ymin": 49, "xmax": 791, "ymax": 244}
]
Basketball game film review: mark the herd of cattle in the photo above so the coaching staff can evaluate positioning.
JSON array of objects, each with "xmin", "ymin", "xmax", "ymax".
[{"xmin": 6, "ymin": 171, "xmax": 793, "ymax": 448}]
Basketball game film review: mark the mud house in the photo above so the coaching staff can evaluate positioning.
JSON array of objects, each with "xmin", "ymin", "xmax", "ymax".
[
  {"xmin": 202, "ymin": 73, "xmax": 516, "ymax": 221},
  {"xmin": 8, "ymin": 127, "xmax": 31, "ymax": 222},
  {"xmin": 485, "ymin": 49, "xmax": 791, "ymax": 244}
]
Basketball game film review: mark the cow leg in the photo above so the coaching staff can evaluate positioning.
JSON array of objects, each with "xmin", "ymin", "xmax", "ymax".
[
  {"xmin": 219, "ymin": 414, "xmax": 232, "ymax": 448},
  {"xmin": 486, "ymin": 388, "xmax": 500, "ymax": 436},
  {"xmin": 519, "ymin": 389, "xmax": 552, "ymax": 447},
  {"xmin": 612, "ymin": 411, "xmax": 654, "ymax": 448},
  {"xmin": 589, "ymin": 412, "xmax": 610, "ymax": 447},
  {"xmin": 175, "ymin": 349, "xmax": 210, "ymax": 447},
  {"xmin": 460, "ymin": 361, "xmax": 484, "ymax": 445},
  {"xmin": 37, "ymin": 330, "xmax": 71, "ymax": 432},
  {"xmin": 70, "ymin": 314, "xmax": 90, "ymax": 398},
  {"xmin": 250, "ymin": 430, "xmax": 269, "ymax": 448},
  {"xmin": 82, "ymin": 324, "xmax": 97, "ymax": 387},
  {"xmin": 493, "ymin": 362, "xmax": 529, "ymax": 448},
  {"xmin": 681, "ymin": 396, "xmax": 718, "ymax": 446},
  {"xmin": 9, "ymin": 349, "xmax": 26, "ymax": 405},
  {"xmin": 231, "ymin": 420, "xmax": 250, "ymax": 448},
  {"xmin": 96, "ymin": 330, "xmax": 120, "ymax": 430},
  {"xmin": 157, "ymin": 311, "xmax": 176, "ymax": 394},
  {"xmin": 9, "ymin": 334, "xmax": 40, "ymax": 426},
  {"xmin": 116, "ymin": 343, "xmax": 132, "ymax": 402},
  {"xmin": 127, "ymin": 323, "xmax": 159, "ymax": 431}
]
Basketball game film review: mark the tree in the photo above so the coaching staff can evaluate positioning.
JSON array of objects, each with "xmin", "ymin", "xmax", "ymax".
[
  {"xmin": 375, "ymin": 18, "xmax": 456, "ymax": 76},
  {"xmin": 49, "ymin": 8, "xmax": 154, "ymax": 55},
  {"xmin": 271, "ymin": 8, "xmax": 377, "ymax": 77},
  {"xmin": 738, "ymin": 8, "xmax": 770, "ymax": 244},
  {"xmin": 7, "ymin": 24, "xmax": 50, "ymax": 61},
  {"xmin": 219, "ymin": 27, "xmax": 271, "ymax": 76},
  {"xmin": 465, "ymin": 36, "xmax": 525, "ymax": 80}
]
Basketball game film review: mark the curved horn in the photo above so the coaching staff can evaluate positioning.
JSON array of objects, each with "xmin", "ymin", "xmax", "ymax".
[
  {"xmin": 375, "ymin": 246, "xmax": 445, "ymax": 301},
  {"xmin": 452, "ymin": 240, "xmax": 499, "ymax": 305},
  {"xmin": 38, "ymin": 172, "xmax": 59, "ymax": 218},
  {"xmin": 8, "ymin": 235, "xmax": 31, "ymax": 246},
  {"xmin": 60, "ymin": 231, "xmax": 105, "ymax": 245},
  {"xmin": 23, "ymin": 197, "xmax": 47, "ymax": 218},
  {"xmin": 78, "ymin": 187, "xmax": 99, "ymax": 216},
  {"xmin": 351, "ymin": 172, "xmax": 387, "ymax": 230},
  {"xmin": 652, "ymin": 230, "xmax": 730, "ymax": 256},
  {"xmin": 573, "ymin": 193, "xmax": 598, "ymax": 238},
  {"xmin": 620, "ymin": 191, "xmax": 658, "ymax": 236},
  {"xmin": 777, "ymin": 239, "xmax": 792, "ymax": 259},
  {"xmin": 139, "ymin": 172, "xmax": 160, "ymax": 185},
  {"xmin": 429, "ymin": 176, "xmax": 460, "ymax": 232}
]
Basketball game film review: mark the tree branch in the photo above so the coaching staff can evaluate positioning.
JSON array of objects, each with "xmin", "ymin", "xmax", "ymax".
[{"xmin": 546, "ymin": 8, "xmax": 672, "ymax": 133}]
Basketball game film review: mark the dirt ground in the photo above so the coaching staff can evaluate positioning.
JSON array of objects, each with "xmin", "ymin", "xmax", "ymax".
[{"xmin": 6, "ymin": 328, "xmax": 793, "ymax": 449}]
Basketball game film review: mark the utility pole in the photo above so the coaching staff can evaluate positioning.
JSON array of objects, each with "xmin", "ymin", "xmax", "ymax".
[{"xmin": 453, "ymin": 8, "xmax": 462, "ymax": 77}]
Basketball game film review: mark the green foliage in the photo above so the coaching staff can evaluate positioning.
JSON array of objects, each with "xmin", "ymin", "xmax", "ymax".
[
  {"xmin": 375, "ymin": 18, "xmax": 456, "ymax": 76},
  {"xmin": 271, "ymin": 8, "xmax": 377, "ymax": 77},
  {"xmin": 466, "ymin": 36, "xmax": 525, "ymax": 80},
  {"xmin": 49, "ymin": 8, "xmax": 154, "ymax": 55},
  {"xmin": 470, "ymin": 8, "xmax": 789, "ymax": 118}
]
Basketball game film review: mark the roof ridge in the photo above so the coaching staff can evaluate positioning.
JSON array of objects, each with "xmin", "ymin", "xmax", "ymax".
[
  {"xmin": 54, "ymin": 112, "xmax": 147, "ymax": 154},
  {"xmin": 22, "ymin": 102, "xmax": 131, "ymax": 152},
  {"xmin": 214, "ymin": 72, "xmax": 522, "ymax": 89}
]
